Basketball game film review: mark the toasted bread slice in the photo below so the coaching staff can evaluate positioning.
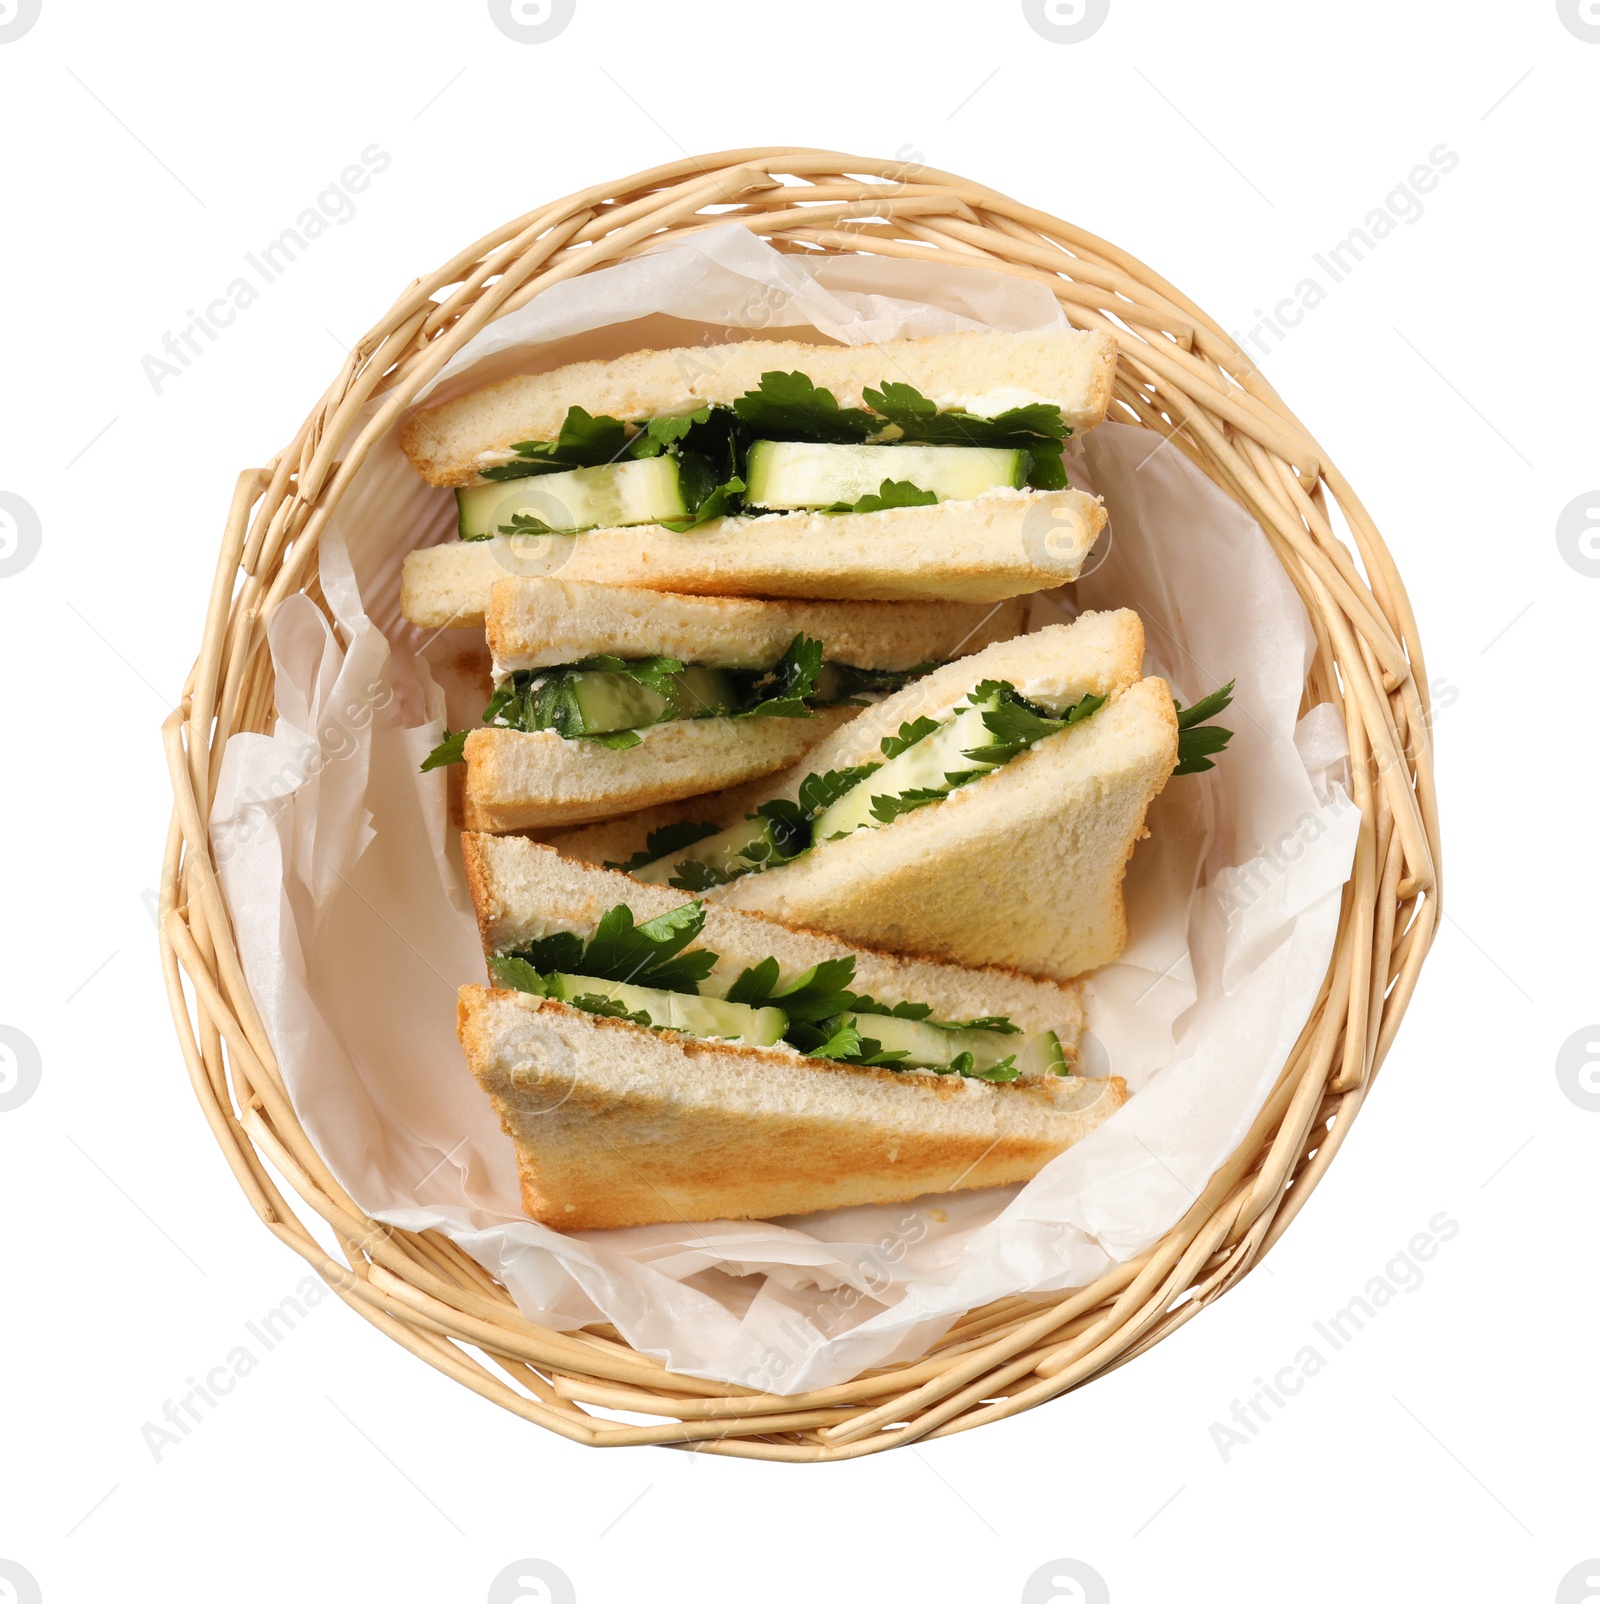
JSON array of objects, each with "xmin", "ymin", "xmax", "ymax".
[
  {"xmin": 487, "ymin": 580, "xmax": 1026, "ymax": 675},
  {"xmin": 400, "ymin": 489, "xmax": 1105, "ymax": 628},
  {"xmin": 403, "ymin": 328, "xmax": 1117, "ymax": 488},
  {"xmin": 459, "ymin": 985, "xmax": 1126, "ymax": 1230},
  {"xmin": 460, "ymin": 705, "xmax": 858, "ymax": 833},
  {"xmin": 546, "ymin": 610, "xmax": 1178, "ymax": 981}
]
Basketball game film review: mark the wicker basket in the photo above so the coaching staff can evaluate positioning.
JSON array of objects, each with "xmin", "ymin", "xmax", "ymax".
[{"xmin": 158, "ymin": 148, "xmax": 1440, "ymax": 1461}]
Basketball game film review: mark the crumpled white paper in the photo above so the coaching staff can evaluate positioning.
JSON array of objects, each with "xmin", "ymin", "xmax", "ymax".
[{"xmin": 211, "ymin": 226, "xmax": 1360, "ymax": 1395}]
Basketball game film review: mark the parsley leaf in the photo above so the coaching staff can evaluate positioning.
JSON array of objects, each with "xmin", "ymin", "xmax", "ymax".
[
  {"xmin": 737, "ymin": 634, "xmax": 824, "ymax": 720},
  {"xmin": 848, "ymin": 995, "xmax": 933, "ymax": 1022},
  {"xmin": 797, "ymin": 763, "xmax": 882, "ymax": 817},
  {"xmin": 960, "ymin": 684, "xmax": 1105, "ymax": 765},
  {"xmin": 666, "ymin": 859, "xmax": 734, "ymax": 893},
  {"xmin": 1175, "ymin": 680, "xmax": 1236, "ymax": 730},
  {"xmin": 1174, "ymin": 680, "xmax": 1236, "ymax": 775},
  {"xmin": 478, "ymin": 460, "xmax": 567, "ymax": 483},
  {"xmin": 1023, "ymin": 447, "xmax": 1069, "ymax": 491},
  {"xmin": 661, "ymin": 474, "xmax": 744, "ymax": 532},
  {"xmin": 786, "ymin": 1010, "xmax": 909, "ymax": 1067},
  {"xmin": 497, "ymin": 511, "xmax": 558, "ymax": 537},
  {"xmin": 627, "ymin": 406, "xmax": 712, "ymax": 458},
  {"xmin": 482, "ymin": 681, "xmax": 519, "ymax": 723},
  {"xmin": 858, "ymin": 380, "xmax": 936, "ymax": 424},
  {"xmin": 863, "ymin": 383, "xmax": 1069, "ymax": 448},
  {"xmin": 868, "ymin": 786, "xmax": 949, "ymax": 824},
  {"xmin": 750, "ymin": 798, "xmax": 810, "ymax": 855},
  {"xmin": 733, "ymin": 371, "xmax": 877, "ymax": 443},
  {"xmin": 658, "ymin": 451, "xmax": 745, "ymax": 532},
  {"xmin": 509, "ymin": 405, "xmax": 629, "ymax": 468},
  {"xmin": 489, "ymin": 955, "xmax": 548, "ymax": 995},
  {"xmin": 725, "ymin": 956, "xmax": 860, "ymax": 1022},
  {"xmin": 499, "ymin": 929, "xmax": 585, "ymax": 975},
  {"xmin": 881, "ymin": 715, "xmax": 941, "ymax": 759},
  {"xmin": 855, "ymin": 1044, "xmax": 913, "ymax": 1067},
  {"xmin": 723, "ymin": 956, "xmax": 781, "ymax": 1007},
  {"xmin": 420, "ymin": 728, "xmax": 468, "ymax": 772},
  {"xmin": 1175, "ymin": 724, "xmax": 1233, "ymax": 774},
  {"xmin": 568, "ymin": 994, "xmax": 654, "ymax": 1028},
  {"xmin": 824, "ymin": 478, "xmax": 939, "ymax": 515},
  {"xmin": 767, "ymin": 957, "xmax": 860, "ymax": 1024},
  {"xmin": 605, "ymin": 821, "xmax": 720, "ymax": 875},
  {"xmin": 581, "ymin": 900, "xmax": 717, "ymax": 991},
  {"xmin": 499, "ymin": 900, "xmax": 715, "ymax": 995},
  {"xmin": 940, "ymin": 1014, "xmax": 1021, "ymax": 1034},
  {"xmin": 970, "ymin": 1056, "xmax": 1020, "ymax": 1082},
  {"xmin": 809, "ymin": 662, "xmax": 930, "ymax": 706},
  {"xmin": 961, "ymin": 688, "xmax": 1063, "ymax": 762},
  {"xmin": 796, "ymin": 1016, "xmax": 866, "ymax": 1061}
]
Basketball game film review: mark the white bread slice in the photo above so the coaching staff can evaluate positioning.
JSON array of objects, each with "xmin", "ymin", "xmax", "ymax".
[
  {"xmin": 545, "ymin": 610, "xmax": 1177, "ymax": 981},
  {"xmin": 460, "ymin": 705, "xmax": 858, "ymax": 833},
  {"xmin": 462, "ymin": 832, "xmax": 1087, "ymax": 1038},
  {"xmin": 459, "ymin": 984, "xmax": 1125, "ymax": 1230},
  {"xmin": 400, "ymin": 488, "xmax": 1106, "ymax": 628},
  {"xmin": 403, "ymin": 328, "xmax": 1118, "ymax": 488},
  {"xmin": 487, "ymin": 580, "xmax": 1026, "ymax": 675}
]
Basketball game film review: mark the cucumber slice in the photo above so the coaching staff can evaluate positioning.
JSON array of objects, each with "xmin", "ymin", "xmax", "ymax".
[
  {"xmin": 744, "ymin": 441, "xmax": 1027, "ymax": 510},
  {"xmin": 669, "ymin": 665, "xmax": 740, "ymax": 717},
  {"xmin": 548, "ymin": 974, "xmax": 785, "ymax": 1045},
  {"xmin": 522, "ymin": 664, "xmax": 741, "ymax": 738},
  {"xmin": 812, "ymin": 692, "xmax": 1002, "ymax": 842},
  {"xmin": 810, "ymin": 662, "xmax": 850, "ymax": 704},
  {"xmin": 1016, "ymin": 1030, "xmax": 1070, "ymax": 1078},
  {"xmin": 840, "ymin": 1012, "xmax": 1018, "ymax": 1074},
  {"xmin": 561, "ymin": 671, "xmax": 673, "ymax": 734},
  {"xmin": 630, "ymin": 813, "xmax": 794, "ymax": 887},
  {"xmin": 457, "ymin": 455, "xmax": 686, "ymax": 539}
]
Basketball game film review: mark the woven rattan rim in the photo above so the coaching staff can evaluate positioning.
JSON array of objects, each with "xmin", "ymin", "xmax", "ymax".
[{"xmin": 158, "ymin": 148, "xmax": 1440, "ymax": 1460}]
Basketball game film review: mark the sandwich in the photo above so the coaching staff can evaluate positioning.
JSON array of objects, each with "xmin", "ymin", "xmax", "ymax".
[
  {"xmin": 546, "ymin": 609, "xmax": 1235, "ymax": 982},
  {"xmin": 422, "ymin": 579, "xmax": 1026, "ymax": 832},
  {"xmin": 458, "ymin": 833, "xmax": 1127, "ymax": 1229},
  {"xmin": 399, "ymin": 327, "xmax": 1117, "ymax": 627}
]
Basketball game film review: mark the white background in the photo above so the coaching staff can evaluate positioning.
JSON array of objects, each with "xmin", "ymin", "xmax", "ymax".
[{"xmin": 1, "ymin": 2, "xmax": 1595, "ymax": 1600}]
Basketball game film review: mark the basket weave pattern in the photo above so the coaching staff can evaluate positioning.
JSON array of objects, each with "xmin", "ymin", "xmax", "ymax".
[{"xmin": 159, "ymin": 149, "xmax": 1440, "ymax": 1460}]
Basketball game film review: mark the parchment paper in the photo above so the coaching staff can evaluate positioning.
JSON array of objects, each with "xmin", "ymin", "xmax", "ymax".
[{"xmin": 211, "ymin": 226, "xmax": 1360, "ymax": 1394}]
